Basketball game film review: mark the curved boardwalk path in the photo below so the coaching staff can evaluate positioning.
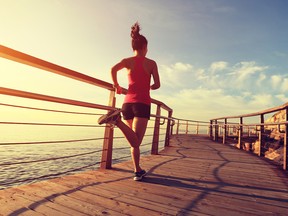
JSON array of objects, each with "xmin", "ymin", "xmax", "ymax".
[{"xmin": 0, "ymin": 135, "xmax": 288, "ymax": 215}]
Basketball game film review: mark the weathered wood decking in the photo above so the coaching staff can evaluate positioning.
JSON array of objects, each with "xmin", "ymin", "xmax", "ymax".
[{"xmin": 0, "ymin": 135, "xmax": 288, "ymax": 216}]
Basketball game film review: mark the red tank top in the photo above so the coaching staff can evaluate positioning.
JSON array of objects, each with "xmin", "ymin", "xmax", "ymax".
[{"xmin": 124, "ymin": 56, "xmax": 151, "ymax": 105}]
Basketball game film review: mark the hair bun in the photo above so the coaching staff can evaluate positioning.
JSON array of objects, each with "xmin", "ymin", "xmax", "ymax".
[{"xmin": 131, "ymin": 22, "xmax": 141, "ymax": 39}]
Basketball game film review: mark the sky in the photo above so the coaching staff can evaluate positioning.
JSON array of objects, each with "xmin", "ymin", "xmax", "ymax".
[{"xmin": 1, "ymin": 0, "xmax": 288, "ymax": 122}]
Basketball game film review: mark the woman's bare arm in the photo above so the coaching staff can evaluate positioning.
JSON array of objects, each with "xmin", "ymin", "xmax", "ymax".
[
  {"xmin": 150, "ymin": 61, "xmax": 160, "ymax": 90},
  {"xmin": 111, "ymin": 59, "xmax": 126, "ymax": 94}
]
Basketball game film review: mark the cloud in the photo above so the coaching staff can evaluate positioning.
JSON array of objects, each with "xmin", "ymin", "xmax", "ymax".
[
  {"xmin": 232, "ymin": 61, "xmax": 268, "ymax": 81},
  {"xmin": 256, "ymin": 73, "xmax": 266, "ymax": 86},
  {"xmin": 156, "ymin": 60, "xmax": 287, "ymax": 121},
  {"xmin": 196, "ymin": 68, "xmax": 208, "ymax": 81},
  {"xmin": 159, "ymin": 62, "xmax": 194, "ymax": 88},
  {"xmin": 173, "ymin": 62, "xmax": 193, "ymax": 71},
  {"xmin": 282, "ymin": 78, "xmax": 288, "ymax": 92},
  {"xmin": 157, "ymin": 87, "xmax": 274, "ymax": 121},
  {"xmin": 157, "ymin": 59, "xmax": 287, "ymax": 118},
  {"xmin": 210, "ymin": 61, "xmax": 228, "ymax": 73},
  {"xmin": 159, "ymin": 60, "xmax": 282, "ymax": 96},
  {"xmin": 271, "ymin": 75, "xmax": 288, "ymax": 93},
  {"xmin": 271, "ymin": 75, "xmax": 282, "ymax": 89}
]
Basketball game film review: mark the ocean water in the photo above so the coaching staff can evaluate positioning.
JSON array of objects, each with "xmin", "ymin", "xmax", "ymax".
[{"xmin": 0, "ymin": 124, "xmax": 166, "ymax": 190}]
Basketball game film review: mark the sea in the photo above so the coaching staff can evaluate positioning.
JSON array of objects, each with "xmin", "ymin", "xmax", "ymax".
[{"xmin": 0, "ymin": 124, "xmax": 166, "ymax": 190}]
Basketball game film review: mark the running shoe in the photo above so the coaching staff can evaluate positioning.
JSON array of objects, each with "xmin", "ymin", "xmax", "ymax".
[
  {"xmin": 133, "ymin": 170, "xmax": 147, "ymax": 181},
  {"xmin": 98, "ymin": 109, "xmax": 121, "ymax": 125}
]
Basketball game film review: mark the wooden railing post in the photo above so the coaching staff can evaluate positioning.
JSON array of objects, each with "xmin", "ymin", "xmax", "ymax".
[
  {"xmin": 214, "ymin": 120, "xmax": 219, "ymax": 141},
  {"xmin": 237, "ymin": 117, "xmax": 243, "ymax": 149},
  {"xmin": 185, "ymin": 121, "xmax": 189, "ymax": 134},
  {"xmin": 210, "ymin": 120, "xmax": 213, "ymax": 139},
  {"xmin": 284, "ymin": 107, "xmax": 288, "ymax": 170},
  {"xmin": 170, "ymin": 118, "xmax": 174, "ymax": 135},
  {"xmin": 151, "ymin": 104, "xmax": 161, "ymax": 155},
  {"xmin": 164, "ymin": 110, "xmax": 173, "ymax": 147},
  {"xmin": 100, "ymin": 90, "xmax": 116, "ymax": 169},
  {"xmin": 176, "ymin": 119, "xmax": 180, "ymax": 135},
  {"xmin": 258, "ymin": 114, "xmax": 265, "ymax": 157},
  {"xmin": 223, "ymin": 118, "xmax": 227, "ymax": 144},
  {"xmin": 196, "ymin": 122, "xmax": 199, "ymax": 135}
]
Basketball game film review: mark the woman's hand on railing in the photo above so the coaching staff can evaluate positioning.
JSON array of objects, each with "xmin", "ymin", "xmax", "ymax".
[{"xmin": 114, "ymin": 84, "xmax": 122, "ymax": 94}]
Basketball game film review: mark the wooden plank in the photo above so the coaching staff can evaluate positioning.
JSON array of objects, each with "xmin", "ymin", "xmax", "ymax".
[{"xmin": 6, "ymin": 185, "xmax": 107, "ymax": 216}]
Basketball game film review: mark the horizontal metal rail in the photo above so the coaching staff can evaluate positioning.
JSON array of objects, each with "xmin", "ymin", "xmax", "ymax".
[
  {"xmin": 0, "ymin": 121, "xmax": 101, "ymax": 127},
  {"xmin": 0, "ymin": 137, "xmax": 105, "ymax": 146},
  {"xmin": 0, "ymin": 87, "xmax": 113, "ymax": 111},
  {"xmin": 0, "ymin": 102, "xmax": 99, "ymax": 115},
  {"xmin": 211, "ymin": 121, "xmax": 288, "ymax": 127},
  {"xmin": 211, "ymin": 103, "xmax": 288, "ymax": 120}
]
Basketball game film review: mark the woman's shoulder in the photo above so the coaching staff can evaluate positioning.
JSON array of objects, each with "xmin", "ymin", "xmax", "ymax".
[
  {"xmin": 120, "ymin": 57, "xmax": 134, "ymax": 68},
  {"xmin": 144, "ymin": 57, "xmax": 157, "ymax": 65}
]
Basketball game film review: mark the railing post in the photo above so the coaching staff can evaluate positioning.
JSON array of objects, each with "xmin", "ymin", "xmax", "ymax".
[
  {"xmin": 176, "ymin": 119, "xmax": 180, "ymax": 135},
  {"xmin": 210, "ymin": 120, "xmax": 213, "ymax": 139},
  {"xmin": 185, "ymin": 121, "xmax": 189, "ymax": 134},
  {"xmin": 164, "ymin": 110, "xmax": 173, "ymax": 147},
  {"xmin": 237, "ymin": 117, "xmax": 243, "ymax": 149},
  {"xmin": 196, "ymin": 122, "xmax": 199, "ymax": 135},
  {"xmin": 151, "ymin": 104, "xmax": 161, "ymax": 155},
  {"xmin": 223, "ymin": 118, "xmax": 227, "ymax": 144},
  {"xmin": 100, "ymin": 90, "xmax": 116, "ymax": 169},
  {"xmin": 258, "ymin": 114, "xmax": 265, "ymax": 157},
  {"xmin": 284, "ymin": 107, "xmax": 288, "ymax": 170},
  {"xmin": 214, "ymin": 120, "xmax": 219, "ymax": 141},
  {"xmin": 170, "ymin": 117, "xmax": 174, "ymax": 135}
]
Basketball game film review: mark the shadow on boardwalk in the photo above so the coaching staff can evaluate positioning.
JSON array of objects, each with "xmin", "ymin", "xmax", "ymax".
[
  {"xmin": 144, "ymin": 135, "xmax": 288, "ymax": 215},
  {"xmin": 0, "ymin": 135, "xmax": 288, "ymax": 215}
]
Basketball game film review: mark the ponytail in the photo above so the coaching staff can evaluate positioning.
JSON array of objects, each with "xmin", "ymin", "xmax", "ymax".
[{"xmin": 131, "ymin": 22, "xmax": 148, "ymax": 51}]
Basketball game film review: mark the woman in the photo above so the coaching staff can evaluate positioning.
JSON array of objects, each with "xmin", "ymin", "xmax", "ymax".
[{"xmin": 98, "ymin": 22, "xmax": 160, "ymax": 181}]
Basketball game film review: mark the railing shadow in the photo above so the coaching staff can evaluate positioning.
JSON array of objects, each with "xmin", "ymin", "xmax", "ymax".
[{"xmin": 142, "ymin": 135, "xmax": 288, "ymax": 215}]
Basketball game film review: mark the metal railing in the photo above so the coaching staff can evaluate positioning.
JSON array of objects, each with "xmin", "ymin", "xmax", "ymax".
[
  {"xmin": 210, "ymin": 103, "xmax": 288, "ymax": 170},
  {"xmin": 171, "ymin": 118, "xmax": 210, "ymax": 135}
]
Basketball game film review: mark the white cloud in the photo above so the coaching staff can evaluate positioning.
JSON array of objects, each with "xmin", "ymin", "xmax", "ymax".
[
  {"xmin": 158, "ymin": 87, "xmax": 274, "ymax": 121},
  {"xmin": 281, "ymin": 78, "xmax": 288, "ymax": 92},
  {"xmin": 196, "ymin": 68, "xmax": 208, "ymax": 80},
  {"xmin": 256, "ymin": 73, "xmax": 266, "ymax": 86},
  {"xmin": 210, "ymin": 61, "xmax": 228, "ymax": 73},
  {"xmin": 233, "ymin": 61, "xmax": 268, "ymax": 81},
  {"xmin": 156, "ymin": 60, "xmax": 286, "ymax": 121},
  {"xmin": 271, "ymin": 75, "xmax": 282, "ymax": 89},
  {"xmin": 249, "ymin": 94, "xmax": 273, "ymax": 107},
  {"xmin": 173, "ymin": 62, "xmax": 193, "ymax": 72},
  {"xmin": 159, "ymin": 62, "xmax": 194, "ymax": 88}
]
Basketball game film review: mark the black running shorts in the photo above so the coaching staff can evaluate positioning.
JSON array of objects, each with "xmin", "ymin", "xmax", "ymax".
[{"xmin": 122, "ymin": 103, "xmax": 151, "ymax": 120}]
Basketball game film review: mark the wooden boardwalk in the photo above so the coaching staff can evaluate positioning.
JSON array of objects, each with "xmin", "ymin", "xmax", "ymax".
[{"xmin": 0, "ymin": 135, "xmax": 288, "ymax": 216}]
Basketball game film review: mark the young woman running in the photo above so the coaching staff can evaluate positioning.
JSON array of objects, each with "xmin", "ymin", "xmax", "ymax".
[{"xmin": 98, "ymin": 22, "xmax": 160, "ymax": 181}]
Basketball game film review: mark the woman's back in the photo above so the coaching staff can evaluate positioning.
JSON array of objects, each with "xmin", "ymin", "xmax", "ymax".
[{"xmin": 124, "ymin": 56, "xmax": 153, "ymax": 105}]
